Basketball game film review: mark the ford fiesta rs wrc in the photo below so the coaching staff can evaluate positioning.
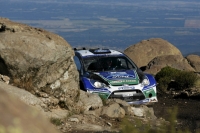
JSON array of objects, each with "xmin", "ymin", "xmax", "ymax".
[{"xmin": 73, "ymin": 48, "xmax": 157, "ymax": 105}]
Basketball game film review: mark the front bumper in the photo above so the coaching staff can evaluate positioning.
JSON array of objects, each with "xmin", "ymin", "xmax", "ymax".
[
  {"xmin": 109, "ymin": 90, "xmax": 145, "ymax": 102},
  {"xmin": 89, "ymin": 86, "xmax": 158, "ymax": 105}
]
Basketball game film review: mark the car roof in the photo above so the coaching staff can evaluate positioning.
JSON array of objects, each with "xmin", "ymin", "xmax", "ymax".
[{"xmin": 74, "ymin": 48, "xmax": 124, "ymax": 57}]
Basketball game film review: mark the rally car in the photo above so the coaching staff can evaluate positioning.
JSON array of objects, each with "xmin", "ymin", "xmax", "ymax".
[{"xmin": 73, "ymin": 48, "xmax": 157, "ymax": 104}]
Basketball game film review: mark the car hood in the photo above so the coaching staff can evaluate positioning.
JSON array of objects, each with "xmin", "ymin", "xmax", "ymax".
[{"xmin": 95, "ymin": 70, "xmax": 140, "ymax": 86}]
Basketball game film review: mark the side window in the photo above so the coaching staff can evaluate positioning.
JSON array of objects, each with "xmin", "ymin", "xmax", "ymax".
[
  {"xmin": 120, "ymin": 57, "xmax": 135, "ymax": 69},
  {"xmin": 120, "ymin": 58, "xmax": 127, "ymax": 68},
  {"xmin": 73, "ymin": 56, "xmax": 81, "ymax": 71},
  {"xmin": 127, "ymin": 61, "xmax": 135, "ymax": 69}
]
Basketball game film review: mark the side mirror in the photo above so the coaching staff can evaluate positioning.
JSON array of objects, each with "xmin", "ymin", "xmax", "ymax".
[{"xmin": 140, "ymin": 66, "xmax": 146, "ymax": 71}]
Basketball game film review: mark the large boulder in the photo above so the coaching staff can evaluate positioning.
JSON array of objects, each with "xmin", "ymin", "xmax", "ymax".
[
  {"xmin": 186, "ymin": 54, "xmax": 200, "ymax": 72},
  {"xmin": 0, "ymin": 85, "xmax": 60, "ymax": 133},
  {"xmin": 124, "ymin": 38, "xmax": 183, "ymax": 68},
  {"xmin": 145, "ymin": 55, "xmax": 195, "ymax": 75},
  {"xmin": 0, "ymin": 18, "xmax": 79, "ymax": 110}
]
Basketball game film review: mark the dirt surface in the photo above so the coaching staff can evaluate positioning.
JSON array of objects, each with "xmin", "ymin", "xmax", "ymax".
[{"xmin": 152, "ymin": 93, "xmax": 200, "ymax": 133}]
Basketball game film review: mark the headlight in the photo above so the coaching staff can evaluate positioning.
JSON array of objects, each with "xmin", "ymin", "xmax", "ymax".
[
  {"xmin": 94, "ymin": 81, "xmax": 104, "ymax": 88},
  {"xmin": 142, "ymin": 79, "xmax": 149, "ymax": 86},
  {"xmin": 90, "ymin": 79, "xmax": 106, "ymax": 88}
]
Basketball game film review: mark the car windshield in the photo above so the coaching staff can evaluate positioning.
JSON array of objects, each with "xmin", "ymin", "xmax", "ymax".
[{"xmin": 83, "ymin": 56, "xmax": 137, "ymax": 72}]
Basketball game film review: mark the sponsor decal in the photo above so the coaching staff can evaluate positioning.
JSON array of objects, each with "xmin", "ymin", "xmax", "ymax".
[
  {"xmin": 112, "ymin": 75, "xmax": 129, "ymax": 78},
  {"xmin": 96, "ymin": 68, "xmax": 139, "ymax": 86},
  {"xmin": 118, "ymin": 86, "xmax": 135, "ymax": 90},
  {"xmin": 108, "ymin": 74, "xmax": 135, "ymax": 79},
  {"xmin": 110, "ymin": 80, "xmax": 136, "ymax": 84},
  {"xmin": 124, "ymin": 79, "xmax": 136, "ymax": 82},
  {"xmin": 111, "ymin": 80, "xmax": 123, "ymax": 83}
]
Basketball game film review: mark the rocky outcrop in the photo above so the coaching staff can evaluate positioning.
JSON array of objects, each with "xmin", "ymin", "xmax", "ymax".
[
  {"xmin": 145, "ymin": 55, "xmax": 195, "ymax": 75},
  {"xmin": 0, "ymin": 83, "xmax": 60, "ymax": 133},
  {"xmin": 0, "ymin": 81, "xmax": 165, "ymax": 133},
  {"xmin": 124, "ymin": 38, "xmax": 182, "ymax": 68},
  {"xmin": 0, "ymin": 18, "xmax": 79, "ymax": 110},
  {"xmin": 186, "ymin": 54, "xmax": 200, "ymax": 72}
]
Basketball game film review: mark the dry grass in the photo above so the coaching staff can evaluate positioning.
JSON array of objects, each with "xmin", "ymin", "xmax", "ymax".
[{"xmin": 120, "ymin": 107, "xmax": 191, "ymax": 133}]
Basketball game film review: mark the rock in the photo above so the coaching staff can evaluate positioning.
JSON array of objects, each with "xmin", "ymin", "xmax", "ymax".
[
  {"xmin": 131, "ymin": 105, "xmax": 156, "ymax": 119},
  {"xmin": 132, "ymin": 106, "xmax": 144, "ymax": 117},
  {"xmin": 46, "ymin": 108, "xmax": 69, "ymax": 119},
  {"xmin": 186, "ymin": 54, "xmax": 200, "ymax": 72},
  {"xmin": 68, "ymin": 117, "xmax": 79, "ymax": 123},
  {"xmin": 145, "ymin": 55, "xmax": 195, "ymax": 75},
  {"xmin": 124, "ymin": 38, "xmax": 182, "ymax": 68},
  {"xmin": 0, "ymin": 74, "xmax": 10, "ymax": 84},
  {"xmin": 0, "ymin": 81, "xmax": 43, "ymax": 108},
  {"xmin": 106, "ymin": 99, "xmax": 133, "ymax": 115},
  {"xmin": 0, "ymin": 81, "xmax": 165, "ymax": 133},
  {"xmin": 107, "ymin": 98, "xmax": 129, "ymax": 107},
  {"xmin": 101, "ymin": 103, "xmax": 125, "ymax": 118},
  {"xmin": 71, "ymin": 123, "xmax": 111, "ymax": 132},
  {"xmin": 84, "ymin": 108, "xmax": 102, "ymax": 117},
  {"xmin": 0, "ymin": 85, "xmax": 60, "ymax": 133},
  {"xmin": 79, "ymin": 90, "xmax": 103, "ymax": 111},
  {"xmin": 66, "ymin": 114, "xmax": 117, "ymax": 132},
  {"xmin": 0, "ymin": 18, "xmax": 79, "ymax": 110}
]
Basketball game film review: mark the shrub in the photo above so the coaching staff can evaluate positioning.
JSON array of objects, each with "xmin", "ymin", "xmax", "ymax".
[
  {"xmin": 155, "ymin": 66, "xmax": 180, "ymax": 92},
  {"xmin": 155, "ymin": 66, "xmax": 198, "ymax": 92},
  {"xmin": 175, "ymin": 71, "xmax": 198, "ymax": 90},
  {"xmin": 50, "ymin": 118, "xmax": 63, "ymax": 126}
]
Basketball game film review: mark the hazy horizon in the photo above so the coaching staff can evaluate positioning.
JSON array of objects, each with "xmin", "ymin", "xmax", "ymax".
[{"xmin": 1, "ymin": 0, "xmax": 200, "ymax": 55}]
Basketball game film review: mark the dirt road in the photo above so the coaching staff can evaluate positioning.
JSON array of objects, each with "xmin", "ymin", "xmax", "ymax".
[{"xmin": 152, "ymin": 94, "xmax": 200, "ymax": 133}]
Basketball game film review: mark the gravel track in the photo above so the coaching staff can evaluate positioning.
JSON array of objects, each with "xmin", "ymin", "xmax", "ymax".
[{"xmin": 152, "ymin": 94, "xmax": 200, "ymax": 133}]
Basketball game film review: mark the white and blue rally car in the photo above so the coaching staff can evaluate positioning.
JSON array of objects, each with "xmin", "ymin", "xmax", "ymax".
[{"xmin": 73, "ymin": 48, "xmax": 157, "ymax": 105}]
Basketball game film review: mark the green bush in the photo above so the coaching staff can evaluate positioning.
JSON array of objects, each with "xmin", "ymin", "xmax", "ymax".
[
  {"xmin": 155, "ymin": 66, "xmax": 198, "ymax": 92},
  {"xmin": 175, "ymin": 71, "xmax": 198, "ymax": 90},
  {"xmin": 155, "ymin": 66, "xmax": 180, "ymax": 92}
]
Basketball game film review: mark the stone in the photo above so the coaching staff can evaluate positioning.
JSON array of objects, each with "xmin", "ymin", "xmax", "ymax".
[
  {"xmin": 0, "ymin": 18, "xmax": 79, "ymax": 110},
  {"xmin": 0, "ymin": 74, "xmax": 10, "ymax": 84},
  {"xmin": 124, "ymin": 38, "xmax": 183, "ymax": 68},
  {"xmin": 101, "ymin": 103, "xmax": 125, "ymax": 118},
  {"xmin": 145, "ymin": 55, "xmax": 195, "ymax": 75},
  {"xmin": 79, "ymin": 90, "xmax": 103, "ymax": 111},
  {"xmin": 186, "ymin": 54, "xmax": 200, "ymax": 72},
  {"xmin": 0, "ymin": 85, "xmax": 60, "ymax": 133}
]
